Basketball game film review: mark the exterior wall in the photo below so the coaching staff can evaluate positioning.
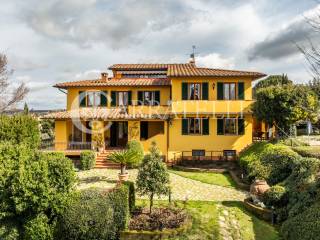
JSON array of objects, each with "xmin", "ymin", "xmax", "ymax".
[
  {"xmin": 54, "ymin": 75, "xmax": 256, "ymax": 161},
  {"xmin": 67, "ymin": 86, "xmax": 171, "ymax": 110},
  {"xmin": 168, "ymin": 115, "xmax": 253, "ymax": 161},
  {"xmin": 171, "ymin": 76, "xmax": 253, "ymax": 114},
  {"xmin": 55, "ymin": 120, "xmax": 68, "ymax": 150},
  {"xmin": 141, "ymin": 121, "xmax": 168, "ymax": 159}
]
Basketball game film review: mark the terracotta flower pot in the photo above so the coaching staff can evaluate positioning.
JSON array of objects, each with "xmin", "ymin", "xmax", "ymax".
[
  {"xmin": 118, "ymin": 172, "xmax": 129, "ymax": 182},
  {"xmin": 250, "ymin": 179, "xmax": 270, "ymax": 198}
]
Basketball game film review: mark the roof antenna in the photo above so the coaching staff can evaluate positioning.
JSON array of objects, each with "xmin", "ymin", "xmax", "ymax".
[{"xmin": 189, "ymin": 45, "xmax": 196, "ymax": 65}]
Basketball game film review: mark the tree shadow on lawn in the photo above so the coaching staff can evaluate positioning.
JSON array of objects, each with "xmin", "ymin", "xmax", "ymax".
[{"xmin": 221, "ymin": 201, "xmax": 280, "ymax": 240}]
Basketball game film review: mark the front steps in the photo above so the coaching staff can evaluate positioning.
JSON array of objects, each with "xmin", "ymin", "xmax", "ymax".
[{"xmin": 95, "ymin": 149, "xmax": 122, "ymax": 169}]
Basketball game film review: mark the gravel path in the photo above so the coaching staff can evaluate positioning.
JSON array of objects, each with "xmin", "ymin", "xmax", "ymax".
[{"xmin": 77, "ymin": 169, "xmax": 248, "ymax": 202}]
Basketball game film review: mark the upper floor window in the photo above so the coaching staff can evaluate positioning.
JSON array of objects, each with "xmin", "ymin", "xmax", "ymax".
[
  {"xmin": 87, "ymin": 91, "xmax": 101, "ymax": 107},
  {"xmin": 111, "ymin": 91, "xmax": 132, "ymax": 106},
  {"xmin": 217, "ymin": 82, "xmax": 245, "ymax": 100},
  {"xmin": 182, "ymin": 118, "xmax": 209, "ymax": 135},
  {"xmin": 79, "ymin": 91, "xmax": 107, "ymax": 107},
  {"xmin": 138, "ymin": 91, "xmax": 160, "ymax": 106},
  {"xmin": 182, "ymin": 82, "xmax": 208, "ymax": 100}
]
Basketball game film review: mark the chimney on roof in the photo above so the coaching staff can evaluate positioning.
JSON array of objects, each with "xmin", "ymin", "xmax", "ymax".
[
  {"xmin": 101, "ymin": 72, "xmax": 108, "ymax": 81},
  {"xmin": 189, "ymin": 45, "xmax": 196, "ymax": 65},
  {"xmin": 189, "ymin": 53, "xmax": 195, "ymax": 65}
]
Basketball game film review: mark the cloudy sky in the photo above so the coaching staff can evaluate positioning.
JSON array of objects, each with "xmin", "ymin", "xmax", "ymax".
[{"xmin": 1, "ymin": 0, "xmax": 319, "ymax": 109}]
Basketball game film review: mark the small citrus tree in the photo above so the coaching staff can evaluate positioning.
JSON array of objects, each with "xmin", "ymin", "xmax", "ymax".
[
  {"xmin": 109, "ymin": 140, "xmax": 144, "ymax": 175},
  {"xmin": 136, "ymin": 141, "xmax": 170, "ymax": 213}
]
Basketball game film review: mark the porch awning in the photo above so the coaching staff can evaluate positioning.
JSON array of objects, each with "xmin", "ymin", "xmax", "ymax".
[{"xmin": 41, "ymin": 107, "xmax": 169, "ymax": 120}]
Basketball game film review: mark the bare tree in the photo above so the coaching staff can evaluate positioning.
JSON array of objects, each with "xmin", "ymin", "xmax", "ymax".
[
  {"xmin": 0, "ymin": 53, "xmax": 29, "ymax": 113},
  {"xmin": 299, "ymin": 9, "xmax": 320, "ymax": 78}
]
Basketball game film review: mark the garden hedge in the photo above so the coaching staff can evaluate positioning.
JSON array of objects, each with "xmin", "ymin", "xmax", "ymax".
[
  {"xmin": 0, "ymin": 115, "xmax": 40, "ymax": 149},
  {"xmin": 56, "ymin": 182, "xmax": 133, "ymax": 240},
  {"xmin": 281, "ymin": 202, "xmax": 320, "ymax": 240},
  {"xmin": 239, "ymin": 142, "xmax": 300, "ymax": 185},
  {"xmin": 80, "ymin": 150, "xmax": 96, "ymax": 170}
]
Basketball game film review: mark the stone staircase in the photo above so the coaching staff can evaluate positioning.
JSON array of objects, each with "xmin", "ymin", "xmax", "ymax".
[{"xmin": 95, "ymin": 149, "xmax": 122, "ymax": 169}]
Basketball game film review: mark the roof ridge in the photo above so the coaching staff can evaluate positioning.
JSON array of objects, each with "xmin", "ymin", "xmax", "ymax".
[{"xmin": 195, "ymin": 67, "xmax": 264, "ymax": 73}]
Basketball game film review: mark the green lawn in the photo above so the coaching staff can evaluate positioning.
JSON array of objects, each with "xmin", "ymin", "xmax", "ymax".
[
  {"xmin": 137, "ymin": 200, "xmax": 280, "ymax": 240},
  {"xmin": 169, "ymin": 169, "xmax": 237, "ymax": 188}
]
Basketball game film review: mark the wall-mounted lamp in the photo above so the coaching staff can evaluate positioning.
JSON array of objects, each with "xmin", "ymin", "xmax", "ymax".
[{"xmin": 212, "ymin": 83, "xmax": 216, "ymax": 90}]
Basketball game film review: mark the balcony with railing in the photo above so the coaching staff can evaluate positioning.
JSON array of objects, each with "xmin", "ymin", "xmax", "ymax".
[{"xmin": 40, "ymin": 140, "xmax": 92, "ymax": 152}]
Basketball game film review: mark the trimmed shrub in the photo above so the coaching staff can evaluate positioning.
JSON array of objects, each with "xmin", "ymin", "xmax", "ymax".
[
  {"xmin": 260, "ymin": 145, "xmax": 299, "ymax": 185},
  {"xmin": 80, "ymin": 150, "xmax": 96, "ymax": 170},
  {"xmin": 240, "ymin": 142, "xmax": 299, "ymax": 185},
  {"xmin": 56, "ymin": 189, "xmax": 115, "ymax": 240},
  {"xmin": 123, "ymin": 181, "xmax": 135, "ymax": 213},
  {"xmin": 0, "ymin": 115, "xmax": 40, "ymax": 149},
  {"xmin": 23, "ymin": 214, "xmax": 53, "ymax": 240},
  {"xmin": 56, "ymin": 184, "xmax": 131, "ymax": 240},
  {"xmin": 0, "ymin": 219, "xmax": 21, "ymax": 240},
  {"xmin": 281, "ymin": 202, "xmax": 320, "ymax": 240},
  {"xmin": 263, "ymin": 185, "xmax": 287, "ymax": 208}
]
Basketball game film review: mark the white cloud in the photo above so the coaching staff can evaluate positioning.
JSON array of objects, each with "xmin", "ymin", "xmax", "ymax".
[
  {"xmin": 74, "ymin": 69, "xmax": 102, "ymax": 80},
  {"xmin": 196, "ymin": 53, "xmax": 235, "ymax": 69}
]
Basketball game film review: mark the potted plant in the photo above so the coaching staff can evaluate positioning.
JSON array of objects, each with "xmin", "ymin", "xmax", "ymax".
[
  {"xmin": 92, "ymin": 133, "xmax": 104, "ymax": 152},
  {"xmin": 109, "ymin": 140, "xmax": 144, "ymax": 181}
]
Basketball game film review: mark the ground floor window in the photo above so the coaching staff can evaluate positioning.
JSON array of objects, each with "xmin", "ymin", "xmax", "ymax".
[
  {"xmin": 192, "ymin": 150, "xmax": 205, "ymax": 157},
  {"xmin": 217, "ymin": 118, "xmax": 245, "ymax": 135},
  {"xmin": 223, "ymin": 150, "xmax": 236, "ymax": 160},
  {"xmin": 224, "ymin": 118, "xmax": 237, "ymax": 135}
]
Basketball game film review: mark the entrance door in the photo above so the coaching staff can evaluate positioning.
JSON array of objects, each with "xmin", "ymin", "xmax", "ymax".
[{"xmin": 110, "ymin": 122, "xmax": 128, "ymax": 147}]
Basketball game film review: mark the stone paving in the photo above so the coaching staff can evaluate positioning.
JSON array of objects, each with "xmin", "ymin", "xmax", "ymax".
[
  {"xmin": 217, "ymin": 204, "xmax": 242, "ymax": 240},
  {"xmin": 77, "ymin": 169, "xmax": 248, "ymax": 202}
]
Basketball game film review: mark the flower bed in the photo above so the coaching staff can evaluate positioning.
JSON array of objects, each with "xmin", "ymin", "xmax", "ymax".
[
  {"xmin": 243, "ymin": 198, "xmax": 272, "ymax": 222},
  {"xmin": 120, "ymin": 207, "xmax": 191, "ymax": 240}
]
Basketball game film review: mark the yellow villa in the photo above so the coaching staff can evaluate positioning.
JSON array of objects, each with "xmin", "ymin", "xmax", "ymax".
[{"xmin": 44, "ymin": 60, "xmax": 266, "ymax": 166}]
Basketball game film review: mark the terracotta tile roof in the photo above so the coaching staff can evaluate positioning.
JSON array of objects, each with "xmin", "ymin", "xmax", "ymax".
[
  {"xmin": 54, "ymin": 78, "xmax": 171, "ymax": 89},
  {"xmin": 167, "ymin": 66, "xmax": 266, "ymax": 78},
  {"xmin": 109, "ymin": 63, "xmax": 194, "ymax": 70},
  {"xmin": 42, "ymin": 107, "xmax": 168, "ymax": 120},
  {"xmin": 109, "ymin": 63, "xmax": 266, "ymax": 79}
]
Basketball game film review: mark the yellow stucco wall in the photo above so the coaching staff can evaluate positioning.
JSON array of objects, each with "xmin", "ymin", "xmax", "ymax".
[
  {"xmin": 55, "ymin": 120, "xmax": 68, "ymax": 150},
  {"xmin": 168, "ymin": 115, "xmax": 253, "ymax": 160}
]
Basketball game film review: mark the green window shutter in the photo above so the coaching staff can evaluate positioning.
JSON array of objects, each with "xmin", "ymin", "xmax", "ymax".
[
  {"xmin": 79, "ymin": 91, "xmax": 86, "ymax": 107},
  {"xmin": 100, "ymin": 91, "xmax": 108, "ymax": 106},
  {"xmin": 154, "ymin": 91, "xmax": 160, "ymax": 105},
  {"xmin": 182, "ymin": 83, "xmax": 188, "ymax": 100},
  {"xmin": 238, "ymin": 118, "xmax": 245, "ymax": 135},
  {"xmin": 217, "ymin": 83, "xmax": 224, "ymax": 100},
  {"xmin": 182, "ymin": 118, "xmax": 188, "ymax": 135},
  {"xmin": 202, "ymin": 118, "xmax": 209, "ymax": 135},
  {"xmin": 238, "ymin": 82, "xmax": 245, "ymax": 100},
  {"xmin": 217, "ymin": 118, "xmax": 224, "ymax": 135},
  {"xmin": 138, "ymin": 91, "xmax": 143, "ymax": 105},
  {"xmin": 128, "ymin": 91, "xmax": 132, "ymax": 105},
  {"xmin": 202, "ymin": 82, "xmax": 209, "ymax": 100},
  {"xmin": 111, "ymin": 91, "xmax": 116, "ymax": 106}
]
